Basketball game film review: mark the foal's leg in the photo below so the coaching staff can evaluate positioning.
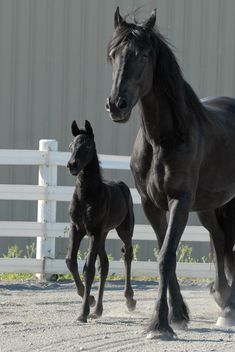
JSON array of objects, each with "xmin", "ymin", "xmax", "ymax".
[
  {"xmin": 142, "ymin": 197, "xmax": 189, "ymax": 329},
  {"xmin": 89, "ymin": 233, "xmax": 109, "ymax": 319},
  {"xmin": 116, "ymin": 219, "xmax": 136, "ymax": 311},
  {"xmin": 197, "ymin": 211, "xmax": 230, "ymax": 308},
  {"xmin": 77, "ymin": 233, "xmax": 101, "ymax": 323},
  {"xmin": 66, "ymin": 224, "xmax": 95, "ymax": 307}
]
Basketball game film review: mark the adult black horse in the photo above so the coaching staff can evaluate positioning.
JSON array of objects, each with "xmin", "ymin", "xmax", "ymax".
[{"xmin": 106, "ymin": 7, "xmax": 235, "ymax": 338}]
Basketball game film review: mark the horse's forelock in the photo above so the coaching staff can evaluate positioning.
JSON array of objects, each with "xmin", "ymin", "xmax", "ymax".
[{"xmin": 107, "ymin": 23, "xmax": 153, "ymax": 59}]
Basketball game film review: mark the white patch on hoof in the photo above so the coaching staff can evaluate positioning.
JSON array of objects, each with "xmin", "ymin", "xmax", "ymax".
[
  {"xmin": 146, "ymin": 331, "xmax": 157, "ymax": 340},
  {"xmin": 216, "ymin": 316, "xmax": 235, "ymax": 327},
  {"xmin": 146, "ymin": 330, "xmax": 176, "ymax": 340}
]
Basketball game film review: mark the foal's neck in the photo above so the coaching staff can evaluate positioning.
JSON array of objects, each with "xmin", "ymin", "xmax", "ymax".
[{"xmin": 76, "ymin": 152, "xmax": 102, "ymax": 199}]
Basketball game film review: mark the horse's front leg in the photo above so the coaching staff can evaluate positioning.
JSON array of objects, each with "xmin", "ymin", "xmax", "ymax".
[
  {"xmin": 147, "ymin": 193, "xmax": 191, "ymax": 339},
  {"xmin": 77, "ymin": 233, "xmax": 101, "ymax": 323},
  {"xmin": 141, "ymin": 197, "xmax": 189, "ymax": 328},
  {"xmin": 65, "ymin": 224, "xmax": 96, "ymax": 307}
]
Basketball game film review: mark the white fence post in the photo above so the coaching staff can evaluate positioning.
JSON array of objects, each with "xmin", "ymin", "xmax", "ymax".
[{"xmin": 36, "ymin": 139, "xmax": 58, "ymax": 281}]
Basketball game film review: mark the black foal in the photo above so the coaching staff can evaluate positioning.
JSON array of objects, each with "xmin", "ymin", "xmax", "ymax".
[{"xmin": 66, "ymin": 120, "xmax": 136, "ymax": 322}]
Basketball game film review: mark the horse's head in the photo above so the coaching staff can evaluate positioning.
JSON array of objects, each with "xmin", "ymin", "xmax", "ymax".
[
  {"xmin": 106, "ymin": 7, "xmax": 156, "ymax": 123},
  {"xmin": 67, "ymin": 120, "xmax": 95, "ymax": 176}
]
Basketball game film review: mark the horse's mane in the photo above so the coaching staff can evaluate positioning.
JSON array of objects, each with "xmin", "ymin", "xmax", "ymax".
[{"xmin": 108, "ymin": 21, "xmax": 208, "ymax": 138}]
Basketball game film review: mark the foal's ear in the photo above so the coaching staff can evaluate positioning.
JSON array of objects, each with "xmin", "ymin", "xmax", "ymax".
[
  {"xmin": 114, "ymin": 6, "xmax": 124, "ymax": 29},
  {"xmin": 71, "ymin": 120, "xmax": 80, "ymax": 137},
  {"xmin": 85, "ymin": 120, "xmax": 94, "ymax": 138},
  {"xmin": 142, "ymin": 9, "xmax": 156, "ymax": 31}
]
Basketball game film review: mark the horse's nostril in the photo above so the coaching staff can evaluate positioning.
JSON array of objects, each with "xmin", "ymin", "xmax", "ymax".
[
  {"xmin": 67, "ymin": 160, "xmax": 76, "ymax": 169},
  {"xmin": 117, "ymin": 97, "xmax": 127, "ymax": 110},
  {"xmin": 105, "ymin": 97, "xmax": 111, "ymax": 111}
]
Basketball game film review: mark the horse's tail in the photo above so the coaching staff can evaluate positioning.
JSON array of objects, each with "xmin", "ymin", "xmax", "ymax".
[{"xmin": 215, "ymin": 197, "xmax": 235, "ymax": 282}]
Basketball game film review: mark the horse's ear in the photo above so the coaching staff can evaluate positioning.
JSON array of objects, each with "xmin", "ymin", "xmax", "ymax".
[
  {"xmin": 114, "ymin": 6, "xmax": 124, "ymax": 28},
  {"xmin": 71, "ymin": 120, "xmax": 80, "ymax": 137},
  {"xmin": 85, "ymin": 120, "xmax": 94, "ymax": 137},
  {"xmin": 142, "ymin": 9, "xmax": 156, "ymax": 31}
]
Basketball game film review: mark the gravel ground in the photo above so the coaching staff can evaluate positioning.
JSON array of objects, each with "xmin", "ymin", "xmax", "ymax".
[{"xmin": 0, "ymin": 279, "xmax": 235, "ymax": 352}]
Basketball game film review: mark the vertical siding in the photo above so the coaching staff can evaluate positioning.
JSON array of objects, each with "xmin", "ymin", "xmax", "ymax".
[{"xmin": 1, "ymin": 0, "xmax": 235, "ymax": 225}]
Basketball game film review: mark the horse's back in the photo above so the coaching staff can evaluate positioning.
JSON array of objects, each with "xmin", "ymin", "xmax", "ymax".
[{"xmin": 202, "ymin": 96, "xmax": 235, "ymax": 119}]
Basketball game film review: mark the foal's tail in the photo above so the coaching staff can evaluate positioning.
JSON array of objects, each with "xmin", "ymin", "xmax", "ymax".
[{"xmin": 215, "ymin": 197, "xmax": 235, "ymax": 282}]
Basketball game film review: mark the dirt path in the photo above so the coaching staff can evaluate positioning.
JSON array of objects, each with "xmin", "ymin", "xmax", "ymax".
[{"xmin": 0, "ymin": 280, "xmax": 235, "ymax": 352}]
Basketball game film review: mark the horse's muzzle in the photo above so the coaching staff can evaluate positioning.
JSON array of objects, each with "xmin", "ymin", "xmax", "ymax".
[{"xmin": 105, "ymin": 96, "xmax": 131, "ymax": 123}]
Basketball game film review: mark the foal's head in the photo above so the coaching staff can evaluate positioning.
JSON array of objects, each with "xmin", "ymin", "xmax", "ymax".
[
  {"xmin": 67, "ymin": 120, "xmax": 95, "ymax": 176},
  {"xmin": 106, "ymin": 7, "xmax": 157, "ymax": 123}
]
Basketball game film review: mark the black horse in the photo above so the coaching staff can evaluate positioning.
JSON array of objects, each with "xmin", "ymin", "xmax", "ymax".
[
  {"xmin": 66, "ymin": 120, "xmax": 136, "ymax": 322},
  {"xmin": 106, "ymin": 7, "xmax": 235, "ymax": 338}
]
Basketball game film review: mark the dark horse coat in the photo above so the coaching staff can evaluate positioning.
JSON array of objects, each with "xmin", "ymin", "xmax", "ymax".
[{"xmin": 106, "ymin": 7, "xmax": 235, "ymax": 337}]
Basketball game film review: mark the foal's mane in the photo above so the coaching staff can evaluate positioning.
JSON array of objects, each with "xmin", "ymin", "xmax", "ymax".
[{"xmin": 108, "ymin": 20, "xmax": 208, "ymax": 138}]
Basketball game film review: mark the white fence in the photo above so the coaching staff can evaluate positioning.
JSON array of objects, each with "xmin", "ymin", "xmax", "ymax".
[{"xmin": 0, "ymin": 140, "xmax": 215, "ymax": 278}]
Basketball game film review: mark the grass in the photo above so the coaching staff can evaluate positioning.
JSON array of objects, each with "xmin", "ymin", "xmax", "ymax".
[
  {"xmin": 0, "ymin": 272, "xmax": 211, "ymax": 285},
  {"xmin": 0, "ymin": 273, "xmax": 33, "ymax": 281}
]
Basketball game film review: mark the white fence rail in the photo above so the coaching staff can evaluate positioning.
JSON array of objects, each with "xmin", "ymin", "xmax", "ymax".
[{"xmin": 0, "ymin": 140, "xmax": 214, "ymax": 278}]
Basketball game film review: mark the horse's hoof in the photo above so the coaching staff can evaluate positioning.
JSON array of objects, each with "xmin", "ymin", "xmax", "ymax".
[
  {"xmin": 146, "ymin": 329, "xmax": 177, "ymax": 340},
  {"xmin": 216, "ymin": 308, "xmax": 235, "ymax": 327},
  {"xmin": 126, "ymin": 298, "xmax": 136, "ymax": 312},
  {"xmin": 89, "ymin": 312, "xmax": 102, "ymax": 319},
  {"xmin": 89, "ymin": 307, "xmax": 103, "ymax": 319},
  {"xmin": 89, "ymin": 295, "xmax": 96, "ymax": 307},
  {"xmin": 146, "ymin": 322, "xmax": 176, "ymax": 340},
  {"xmin": 76, "ymin": 315, "xmax": 87, "ymax": 323},
  {"xmin": 171, "ymin": 320, "xmax": 188, "ymax": 330}
]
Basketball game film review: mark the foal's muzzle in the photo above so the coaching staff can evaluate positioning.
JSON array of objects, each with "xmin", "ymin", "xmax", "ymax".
[{"xmin": 67, "ymin": 160, "xmax": 81, "ymax": 176}]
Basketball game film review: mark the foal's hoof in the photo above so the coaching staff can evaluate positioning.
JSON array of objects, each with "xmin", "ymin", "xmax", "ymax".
[
  {"xmin": 89, "ymin": 295, "xmax": 96, "ymax": 307},
  {"xmin": 126, "ymin": 298, "xmax": 136, "ymax": 312},
  {"xmin": 216, "ymin": 307, "xmax": 235, "ymax": 327},
  {"xmin": 76, "ymin": 315, "xmax": 87, "ymax": 323}
]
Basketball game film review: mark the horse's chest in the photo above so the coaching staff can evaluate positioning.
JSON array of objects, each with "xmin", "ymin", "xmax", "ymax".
[
  {"xmin": 132, "ymin": 158, "xmax": 168, "ymax": 209},
  {"xmin": 69, "ymin": 200, "xmax": 95, "ymax": 227},
  {"xmin": 146, "ymin": 161, "xmax": 169, "ymax": 209}
]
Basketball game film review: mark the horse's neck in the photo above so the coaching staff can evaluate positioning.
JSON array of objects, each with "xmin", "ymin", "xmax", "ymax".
[
  {"xmin": 76, "ymin": 154, "xmax": 102, "ymax": 200},
  {"xmin": 139, "ymin": 91, "xmax": 175, "ymax": 147}
]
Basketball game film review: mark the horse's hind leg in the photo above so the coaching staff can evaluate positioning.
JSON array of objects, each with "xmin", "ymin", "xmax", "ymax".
[
  {"xmin": 142, "ymin": 197, "xmax": 189, "ymax": 329},
  {"xmin": 199, "ymin": 208, "xmax": 235, "ymax": 327},
  {"xmin": 116, "ymin": 216, "xmax": 136, "ymax": 311},
  {"xmin": 197, "ymin": 211, "xmax": 230, "ymax": 309},
  {"xmin": 89, "ymin": 233, "xmax": 109, "ymax": 319},
  {"xmin": 66, "ymin": 224, "xmax": 95, "ymax": 307}
]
